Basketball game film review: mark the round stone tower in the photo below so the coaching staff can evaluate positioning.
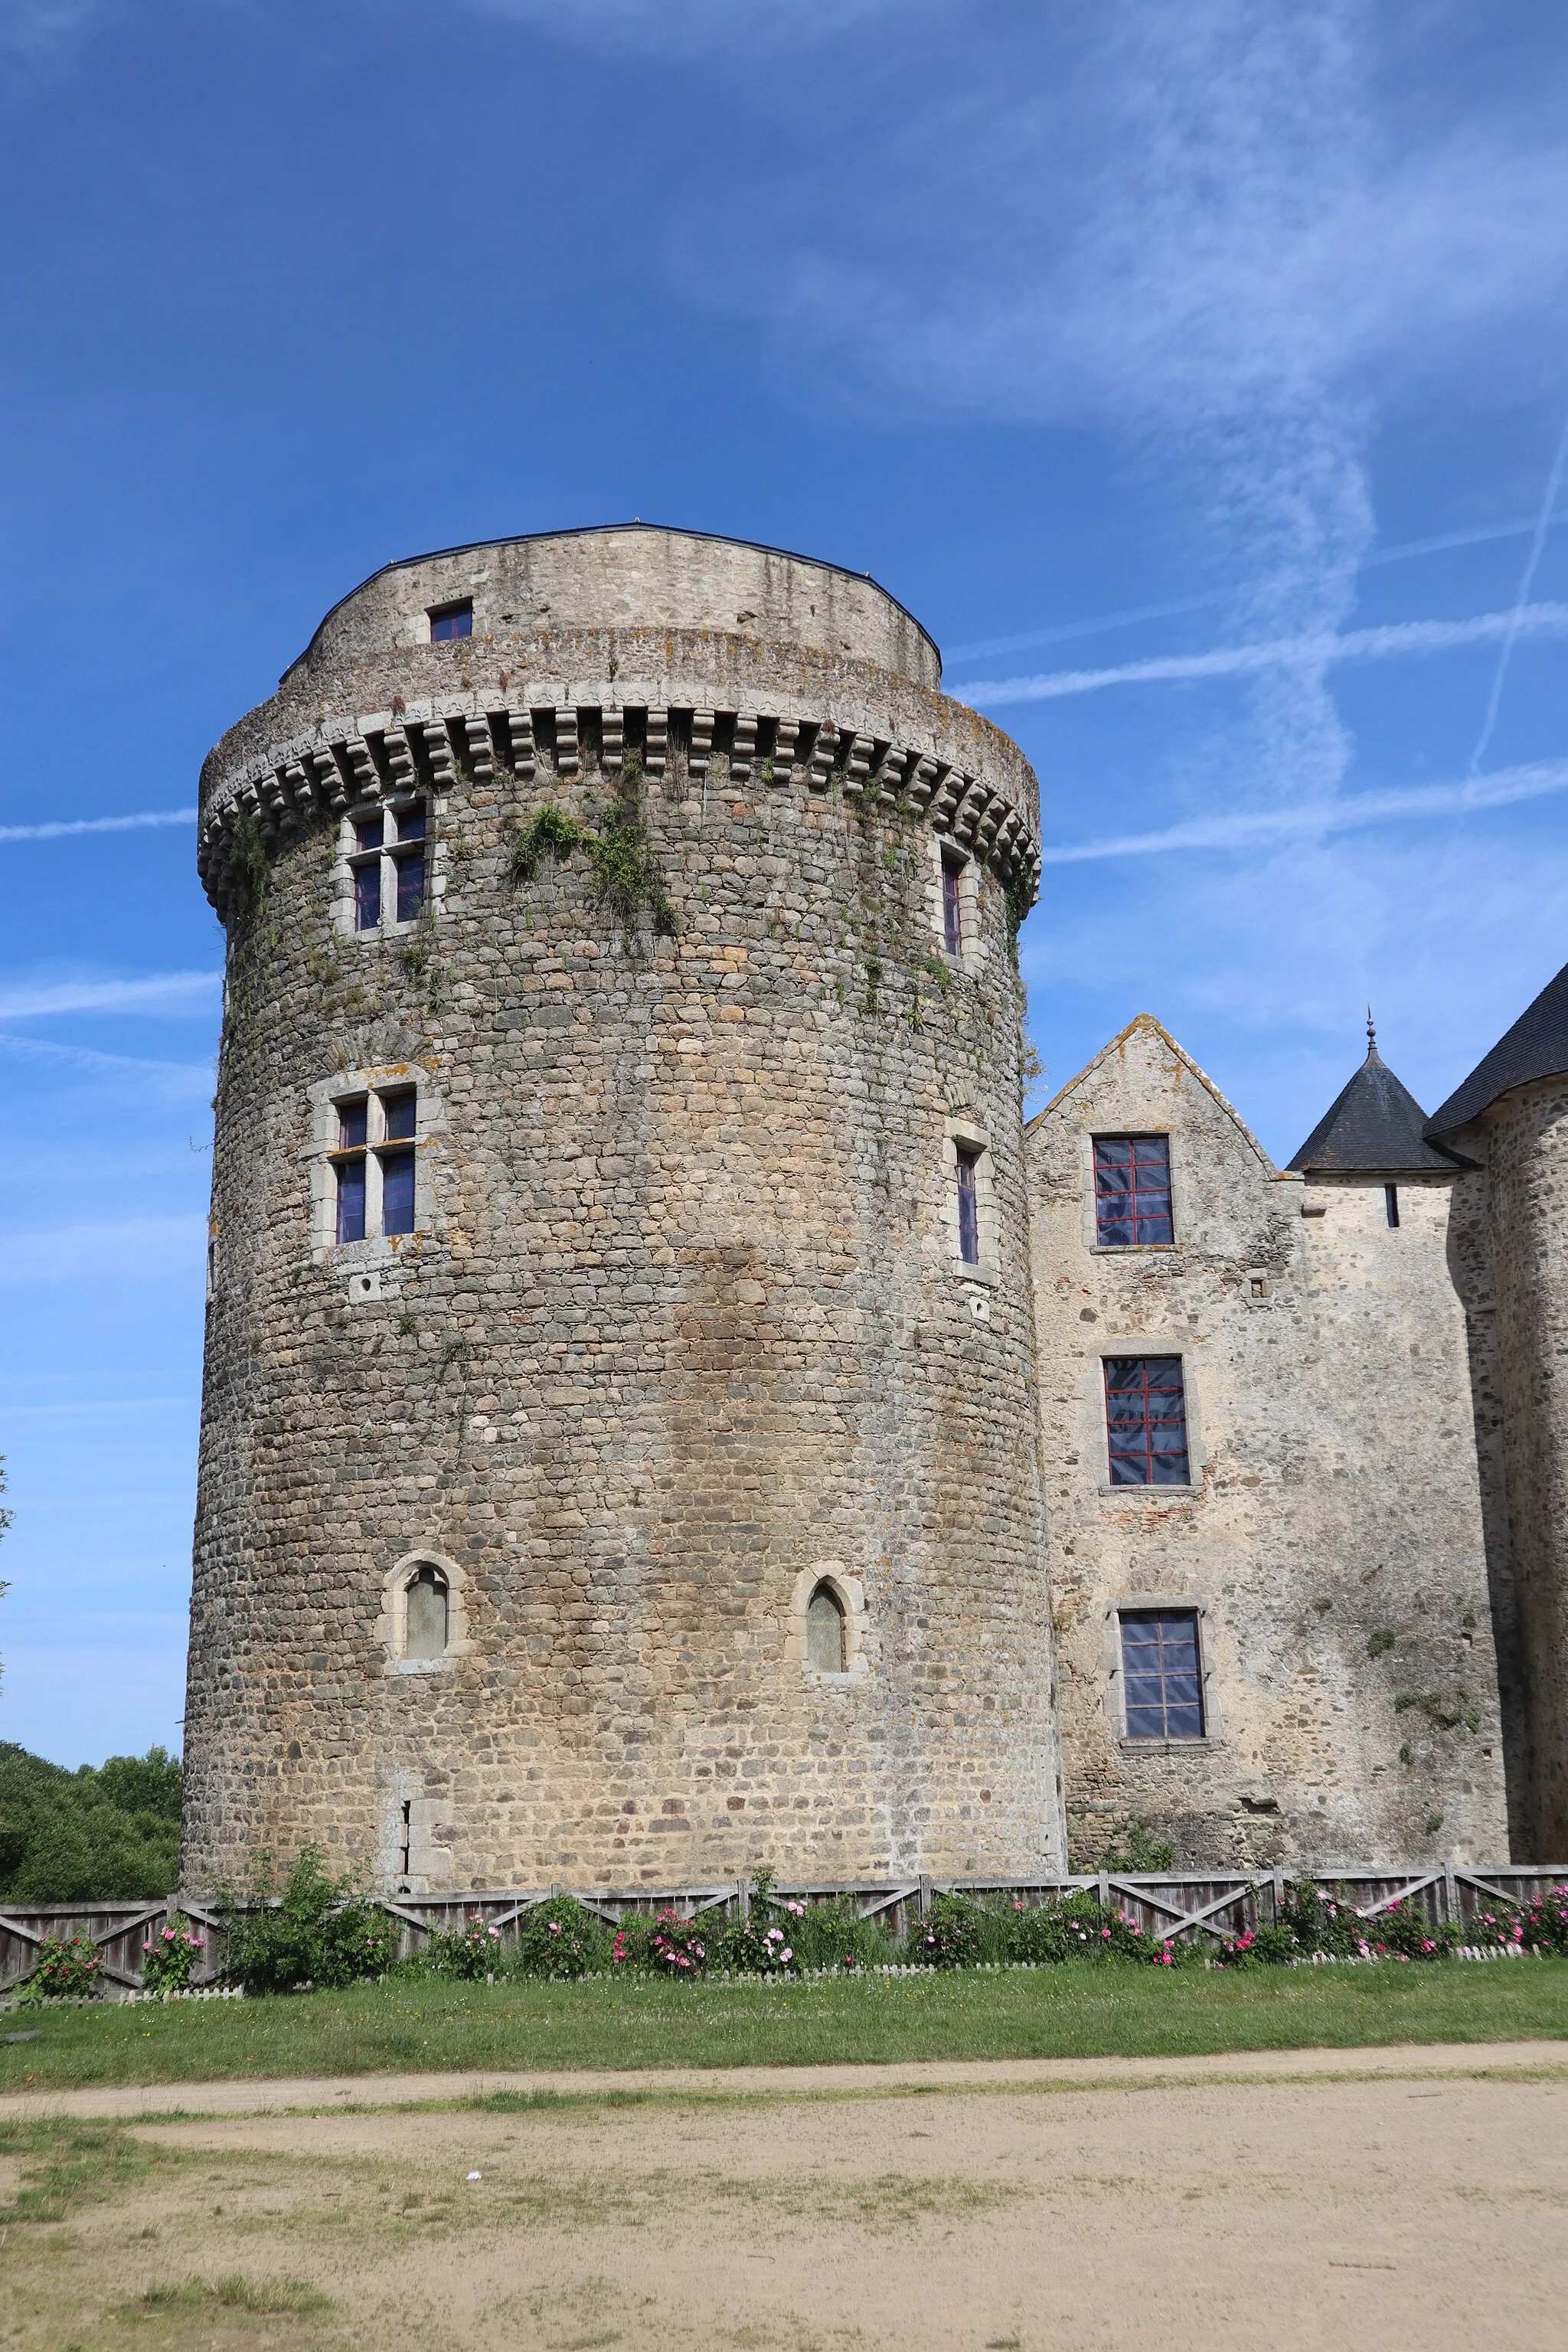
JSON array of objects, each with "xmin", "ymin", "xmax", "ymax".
[{"xmin": 182, "ymin": 524, "xmax": 1060, "ymax": 1895}]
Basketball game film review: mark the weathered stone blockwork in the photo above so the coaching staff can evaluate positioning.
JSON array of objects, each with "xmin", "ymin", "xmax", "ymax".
[
  {"xmin": 183, "ymin": 527, "xmax": 1064, "ymax": 1895},
  {"xmin": 181, "ymin": 523, "xmax": 1568, "ymax": 1893},
  {"xmin": 1026, "ymin": 1018, "xmax": 1510, "ymax": 1870},
  {"xmin": 1449, "ymin": 1077, "xmax": 1568, "ymax": 1853}
]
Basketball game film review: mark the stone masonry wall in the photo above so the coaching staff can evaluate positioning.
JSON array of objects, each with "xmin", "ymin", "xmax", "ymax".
[
  {"xmin": 181, "ymin": 534, "xmax": 1064, "ymax": 1896},
  {"xmin": 1470, "ymin": 1077, "xmax": 1568, "ymax": 1858},
  {"xmin": 1026, "ymin": 1016, "xmax": 1509, "ymax": 1870}
]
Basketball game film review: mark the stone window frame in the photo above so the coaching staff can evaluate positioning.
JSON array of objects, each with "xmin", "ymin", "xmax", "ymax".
[
  {"xmin": 927, "ymin": 833, "xmax": 982, "ymax": 971},
  {"xmin": 377, "ymin": 1547, "xmax": 472, "ymax": 1677},
  {"xmin": 1081, "ymin": 1344, "xmax": 1205, "ymax": 1497},
  {"xmin": 1101, "ymin": 1595, "xmax": 1223, "ymax": 1749},
  {"xmin": 943, "ymin": 1112, "xmax": 1000, "ymax": 1288},
  {"xmin": 305, "ymin": 1063, "xmax": 444, "ymax": 1296},
  {"xmin": 331, "ymin": 791, "xmax": 447, "ymax": 944},
  {"xmin": 1081, "ymin": 1126, "xmax": 1184, "ymax": 1256},
  {"xmin": 784, "ymin": 1562, "xmax": 871, "ymax": 1687}
]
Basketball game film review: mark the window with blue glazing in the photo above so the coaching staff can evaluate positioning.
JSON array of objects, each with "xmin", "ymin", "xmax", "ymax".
[
  {"xmin": 1119, "ymin": 1609, "xmax": 1204, "ymax": 1740},
  {"xmin": 348, "ymin": 800, "xmax": 426, "ymax": 933},
  {"xmin": 956, "ymin": 1147, "xmax": 981, "ymax": 1264},
  {"xmin": 941, "ymin": 851, "xmax": 965, "ymax": 956},
  {"xmin": 1093, "ymin": 1135, "xmax": 1174, "ymax": 1246},
  {"xmin": 331, "ymin": 1086, "xmax": 419, "ymax": 1244},
  {"xmin": 429, "ymin": 601, "xmax": 472, "ymax": 642},
  {"xmin": 1103, "ymin": 1356, "xmax": 1190, "ymax": 1485}
]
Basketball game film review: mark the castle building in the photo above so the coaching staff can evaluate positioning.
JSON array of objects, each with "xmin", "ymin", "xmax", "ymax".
[{"xmin": 182, "ymin": 527, "xmax": 1568, "ymax": 1890}]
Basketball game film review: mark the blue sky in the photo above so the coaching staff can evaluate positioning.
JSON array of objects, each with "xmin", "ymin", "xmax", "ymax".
[{"xmin": 2, "ymin": 0, "xmax": 1566, "ymax": 1767}]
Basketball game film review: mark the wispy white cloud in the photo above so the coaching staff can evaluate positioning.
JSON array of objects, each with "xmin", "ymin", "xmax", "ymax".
[
  {"xmin": 0, "ymin": 1215, "xmax": 206, "ymax": 1284},
  {"xmin": 0, "ymin": 971, "xmax": 220, "ymax": 1019},
  {"xmin": 0, "ymin": 1033, "xmax": 215, "ymax": 1092},
  {"xmin": 946, "ymin": 513, "xmax": 1568, "ymax": 667},
  {"xmin": 968, "ymin": 602, "xmax": 1568, "ymax": 707},
  {"xmin": 1038, "ymin": 758, "xmax": 1568, "ymax": 865},
  {"xmin": 0, "ymin": 808, "xmax": 194, "ymax": 843},
  {"xmin": 456, "ymin": 0, "xmax": 902, "ymax": 57}
]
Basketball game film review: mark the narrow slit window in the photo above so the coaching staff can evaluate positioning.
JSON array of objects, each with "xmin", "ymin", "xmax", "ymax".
[
  {"xmin": 398, "ymin": 1799, "xmax": 412, "ymax": 1877},
  {"xmin": 1385, "ymin": 1183, "xmax": 1400, "ymax": 1228},
  {"xmin": 1119, "ymin": 1609, "xmax": 1204, "ymax": 1740},
  {"xmin": 404, "ymin": 1565, "xmax": 449, "ymax": 1661},
  {"xmin": 429, "ymin": 600, "xmax": 472, "ymax": 642},
  {"xmin": 956, "ymin": 1147, "xmax": 981, "ymax": 1264},
  {"xmin": 806, "ymin": 1582, "xmax": 846, "ymax": 1674},
  {"xmin": 1094, "ymin": 1135, "xmax": 1174, "ymax": 1246},
  {"xmin": 1104, "ymin": 1356, "xmax": 1190, "ymax": 1485},
  {"xmin": 941, "ymin": 854, "xmax": 964, "ymax": 956}
]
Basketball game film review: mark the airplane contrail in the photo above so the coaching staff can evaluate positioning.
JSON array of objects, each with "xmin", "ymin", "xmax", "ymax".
[
  {"xmin": 1037, "ymin": 759, "xmax": 1568, "ymax": 865},
  {"xmin": 0, "ymin": 808, "xmax": 195, "ymax": 843},
  {"xmin": 946, "ymin": 511, "xmax": 1568, "ymax": 668},
  {"xmin": 1468, "ymin": 413, "xmax": 1568, "ymax": 774},
  {"xmin": 966, "ymin": 603, "xmax": 1568, "ymax": 707}
]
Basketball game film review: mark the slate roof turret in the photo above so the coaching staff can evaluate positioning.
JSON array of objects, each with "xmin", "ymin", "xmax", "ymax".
[
  {"xmin": 1426, "ymin": 955, "xmax": 1568, "ymax": 1138},
  {"xmin": 1289, "ymin": 1016, "xmax": 1472, "ymax": 1174}
]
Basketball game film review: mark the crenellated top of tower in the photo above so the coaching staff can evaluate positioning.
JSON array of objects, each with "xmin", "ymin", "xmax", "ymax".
[
  {"xmin": 194, "ymin": 524, "xmax": 1041, "ymax": 920},
  {"xmin": 283, "ymin": 525, "xmax": 942, "ymax": 694}
]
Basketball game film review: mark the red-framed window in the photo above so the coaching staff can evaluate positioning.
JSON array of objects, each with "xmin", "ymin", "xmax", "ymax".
[
  {"xmin": 1104, "ymin": 1355, "xmax": 1190, "ymax": 1485},
  {"xmin": 1093, "ymin": 1134, "xmax": 1174, "ymax": 1246}
]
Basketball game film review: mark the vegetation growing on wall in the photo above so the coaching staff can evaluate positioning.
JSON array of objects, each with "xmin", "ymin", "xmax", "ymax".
[{"xmin": 510, "ymin": 791, "xmax": 677, "ymax": 940}]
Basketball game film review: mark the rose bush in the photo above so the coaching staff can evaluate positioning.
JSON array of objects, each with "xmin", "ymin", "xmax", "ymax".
[
  {"xmin": 140, "ymin": 1912, "xmax": 204, "ymax": 1992},
  {"xmin": 18, "ymin": 1930, "xmax": 103, "ymax": 2001}
]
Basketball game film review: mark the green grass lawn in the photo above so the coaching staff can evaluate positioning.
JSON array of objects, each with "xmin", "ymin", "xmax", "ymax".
[{"xmin": 2, "ymin": 1959, "xmax": 1565, "ymax": 2092}]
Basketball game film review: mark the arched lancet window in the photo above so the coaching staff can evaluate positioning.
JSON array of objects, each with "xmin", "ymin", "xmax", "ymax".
[
  {"xmin": 404, "ymin": 1564, "xmax": 449, "ymax": 1661},
  {"xmin": 806, "ymin": 1581, "xmax": 846, "ymax": 1674}
]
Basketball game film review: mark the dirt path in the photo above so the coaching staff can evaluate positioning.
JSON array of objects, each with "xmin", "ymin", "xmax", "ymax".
[
  {"xmin": 5, "ymin": 2035, "xmax": 1566, "ymax": 2119},
  {"xmin": 4, "ymin": 2050, "xmax": 1566, "ymax": 2349}
]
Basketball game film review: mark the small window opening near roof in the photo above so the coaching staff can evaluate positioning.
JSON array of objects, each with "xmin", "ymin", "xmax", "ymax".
[
  {"xmin": 429, "ymin": 600, "xmax": 472, "ymax": 643},
  {"xmin": 1094, "ymin": 1135, "xmax": 1173, "ymax": 1247}
]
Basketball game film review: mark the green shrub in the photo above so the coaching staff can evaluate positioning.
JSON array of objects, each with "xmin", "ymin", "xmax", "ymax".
[
  {"xmin": 416, "ymin": 1914, "xmax": 505, "ymax": 1981},
  {"xmin": 139, "ymin": 1913, "xmax": 204, "ymax": 1993},
  {"xmin": 1102, "ymin": 1816, "xmax": 1177, "ymax": 1873},
  {"xmin": 778, "ymin": 1891, "xmax": 899, "ymax": 1973},
  {"xmin": 911, "ymin": 1892, "xmax": 988, "ymax": 1969},
  {"xmin": 1001, "ymin": 1892, "xmax": 1179, "ymax": 1965},
  {"xmin": 1364, "ymin": 1897, "xmax": 1457, "ymax": 1960},
  {"xmin": 514, "ymin": 1900, "xmax": 612, "ymax": 1980},
  {"xmin": 1468, "ymin": 1884, "xmax": 1568, "ymax": 1956},
  {"xmin": 18, "ymin": 1931, "xmax": 103, "ymax": 2001},
  {"xmin": 1275, "ymin": 1881, "xmax": 1455, "ymax": 1962},
  {"xmin": 218, "ymin": 1847, "xmax": 394, "ymax": 1993},
  {"xmin": 318, "ymin": 1897, "xmax": 400, "ymax": 1988}
]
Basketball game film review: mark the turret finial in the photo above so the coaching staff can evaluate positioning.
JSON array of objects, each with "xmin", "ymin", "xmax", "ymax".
[{"xmin": 1365, "ymin": 1004, "xmax": 1380, "ymax": 1062}]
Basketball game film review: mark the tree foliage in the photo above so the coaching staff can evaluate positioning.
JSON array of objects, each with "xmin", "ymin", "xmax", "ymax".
[{"xmin": 0, "ymin": 1742, "xmax": 182, "ymax": 1903}]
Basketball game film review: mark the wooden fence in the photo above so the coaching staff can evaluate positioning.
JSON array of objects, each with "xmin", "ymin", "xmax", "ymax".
[{"xmin": 1, "ymin": 1864, "xmax": 1561, "ymax": 1996}]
